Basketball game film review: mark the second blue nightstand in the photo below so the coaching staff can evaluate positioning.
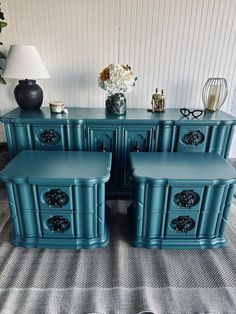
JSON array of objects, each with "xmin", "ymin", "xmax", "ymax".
[{"xmin": 129, "ymin": 152, "xmax": 236, "ymax": 249}]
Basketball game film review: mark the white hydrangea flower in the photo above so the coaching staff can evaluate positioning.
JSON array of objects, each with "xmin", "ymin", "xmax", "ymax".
[{"xmin": 98, "ymin": 64, "xmax": 137, "ymax": 95}]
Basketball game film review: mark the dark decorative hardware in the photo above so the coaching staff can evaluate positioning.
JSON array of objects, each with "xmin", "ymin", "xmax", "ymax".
[
  {"xmin": 133, "ymin": 143, "xmax": 140, "ymax": 152},
  {"xmin": 44, "ymin": 189, "xmax": 69, "ymax": 207},
  {"xmin": 183, "ymin": 131, "xmax": 204, "ymax": 146},
  {"xmin": 40, "ymin": 129, "xmax": 60, "ymax": 144},
  {"xmin": 99, "ymin": 142, "xmax": 106, "ymax": 152},
  {"xmin": 174, "ymin": 190, "xmax": 200, "ymax": 208},
  {"xmin": 180, "ymin": 108, "xmax": 203, "ymax": 118},
  {"xmin": 47, "ymin": 215, "xmax": 70, "ymax": 232},
  {"xmin": 171, "ymin": 216, "xmax": 195, "ymax": 233}
]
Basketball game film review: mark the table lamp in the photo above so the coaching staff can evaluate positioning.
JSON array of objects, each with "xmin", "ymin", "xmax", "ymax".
[{"xmin": 2, "ymin": 45, "xmax": 50, "ymax": 110}]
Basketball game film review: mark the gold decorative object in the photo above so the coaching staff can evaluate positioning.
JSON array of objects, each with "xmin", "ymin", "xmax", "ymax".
[
  {"xmin": 151, "ymin": 88, "xmax": 165, "ymax": 112},
  {"xmin": 202, "ymin": 78, "xmax": 228, "ymax": 112}
]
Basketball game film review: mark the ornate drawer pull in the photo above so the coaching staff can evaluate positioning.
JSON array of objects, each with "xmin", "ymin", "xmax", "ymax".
[
  {"xmin": 44, "ymin": 189, "xmax": 69, "ymax": 207},
  {"xmin": 130, "ymin": 143, "xmax": 140, "ymax": 152},
  {"xmin": 174, "ymin": 190, "xmax": 200, "ymax": 208},
  {"xmin": 40, "ymin": 129, "xmax": 60, "ymax": 144},
  {"xmin": 133, "ymin": 143, "xmax": 140, "ymax": 152},
  {"xmin": 171, "ymin": 216, "xmax": 195, "ymax": 233},
  {"xmin": 47, "ymin": 215, "xmax": 70, "ymax": 232},
  {"xmin": 183, "ymin": 131, "xmax": 204, "ymax": 146},
  {"xmin": 99, "ymin": 142, "xmax": 106, "ymax": 152}
]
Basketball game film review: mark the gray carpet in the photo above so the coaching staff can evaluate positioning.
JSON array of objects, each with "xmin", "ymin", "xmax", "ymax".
[{"xmin": 1, "ymin": 188, "xmax": 236, "ymax": 314}]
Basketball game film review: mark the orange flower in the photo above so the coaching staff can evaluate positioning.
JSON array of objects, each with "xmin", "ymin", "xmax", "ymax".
[{"xmin": 100, "ymin": 67, "xmax": 110, "ymax": 81}]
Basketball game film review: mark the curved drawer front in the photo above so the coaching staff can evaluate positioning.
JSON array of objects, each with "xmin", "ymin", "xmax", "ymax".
[
  {"xmin": 32, "ymin": 125, "xmax": 64, "ymax": 149},
  {"xmin": 165, "ymin": 212, "xmax": 200, "ymax": 238},
  {"xmin": 169, "ymin": 186, "xmax": 204, "ymax": 211},
  {"xmin": 177, "ymin": 126, "xmax": 209, "ymax": 151},
  {"xmin": 40, "ymin": 212, "xmax": 74, "ymax": 238},
  {"xmin": 37, "ymin": 186, "xmax": 73, "ymax": 210}
]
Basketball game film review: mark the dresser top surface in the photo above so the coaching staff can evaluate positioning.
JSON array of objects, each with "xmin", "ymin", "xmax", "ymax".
[
  {"xmin": 0, "ymin": 151, "xmax": 112, "ymax": 183},
  {"xmin": 1, "ymin": 108, "xmax": 235, "ymax": 124},
  {"xmin": 130, "ymin": 152, "xmax": 236, "ymax": 183}
]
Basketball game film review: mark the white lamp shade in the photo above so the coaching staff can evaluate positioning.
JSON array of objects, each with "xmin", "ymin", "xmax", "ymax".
[{"xmin": 3, "ymin": 45, "xmax": 50, "ymax": 79}]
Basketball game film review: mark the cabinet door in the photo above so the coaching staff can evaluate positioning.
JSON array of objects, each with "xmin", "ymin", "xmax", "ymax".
[
  {"xmin": 121, "ymin": 126, "xmax": 155, "ymax": 188},
  {"xmin": 86, "ymin": 124, "xmax": 119, "ymax": 188}
]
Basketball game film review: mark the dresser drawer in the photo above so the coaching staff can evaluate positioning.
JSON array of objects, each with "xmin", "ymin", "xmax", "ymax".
[
  {"xmin": 32, "ymin": 125, "xmax": 65, "ymax": 149},
  {"xmin": 176, "ymin": 126, "xmax": 209, "ymax": 151},
  {"xmin": 169, "ymin": 186, "xmax": 204, "ymax": 211},
  {"xmin": 37, "ymin": 186, "xmax": 73, "ymax": 210},
  {"xmin": 41, "ymin": 212, "xmax": 74, "ymax": 238},
  {"xmin": 165, "ymin": 212, "xmax": 200, "ymax": 238}
]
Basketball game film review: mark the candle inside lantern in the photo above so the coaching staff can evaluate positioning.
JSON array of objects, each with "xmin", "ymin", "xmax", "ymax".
[{"xmin": 207, "ymin": 84, "xmax": 221, "ymax": 111}]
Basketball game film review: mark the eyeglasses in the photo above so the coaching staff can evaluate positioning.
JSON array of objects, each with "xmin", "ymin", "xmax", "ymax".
[{"xmin": 180, "ymin": 108, "xmax": 204, "ymax": 118}]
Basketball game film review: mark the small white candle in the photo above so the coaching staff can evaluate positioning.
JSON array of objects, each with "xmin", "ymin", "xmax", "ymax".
[
  {"xmin": 207, "ymin": 84, "xmax": 221, "ymax": 111},
  {"xmin": 49, "ymin": 101, "xmax": 64, "ymax": 113}
]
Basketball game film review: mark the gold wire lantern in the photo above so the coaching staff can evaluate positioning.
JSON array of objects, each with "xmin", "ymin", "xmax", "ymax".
[{"xmin": 202, "ymin": 78, "xmax": 228, "ymax": 112}]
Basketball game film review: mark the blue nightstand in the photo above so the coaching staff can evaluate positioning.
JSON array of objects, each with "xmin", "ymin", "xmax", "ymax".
[
  {"xmin": 129, "ymin": 152, "xmax": 236, "ymax": 249},
  {"xmin": 0, "ymin": 150, "xmax": 112, "ymax": 249}
]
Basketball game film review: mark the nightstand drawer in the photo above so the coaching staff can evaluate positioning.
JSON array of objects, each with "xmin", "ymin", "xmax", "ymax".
[
  {"xmin": 165, "ymin": 212, "xmax": 200, "ymax": 238},
  {"xmin": 41, "ymin": 212, "xmax": 74, "ymax": 238},
  {"xmin": 37, "ymin": 186, "xmax": 73, "ymax": 210},
  {"xmin": 169, "ymin": 186, "xmax": 204, "ymax": 211}
]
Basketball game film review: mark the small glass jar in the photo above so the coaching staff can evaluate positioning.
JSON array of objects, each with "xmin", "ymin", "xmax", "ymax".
[{"xmin": 49, "ymin": 101, "xmax": 65, "ymax": 114}]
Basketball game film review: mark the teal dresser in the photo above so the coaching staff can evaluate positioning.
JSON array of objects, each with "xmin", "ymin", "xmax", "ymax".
[
  {"xmin": 0, "ymin": 150, "xmax": 112, "ymax": 249},
  {"xmin": 129, "ymin": 152, "xmax": 236, "ymax": 249},
  {"xmin": 0, "ymin": 108, "xmax": 236, "ymax": 250},
  {"xmin": 0, "ymin": 108, "xmax": 235, "ymax": 196}
]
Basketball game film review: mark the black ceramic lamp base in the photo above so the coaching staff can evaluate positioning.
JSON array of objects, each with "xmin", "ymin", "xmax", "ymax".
[{"xmin": 14, "ymin": 79, "xmax": 43, "ymax": 110}]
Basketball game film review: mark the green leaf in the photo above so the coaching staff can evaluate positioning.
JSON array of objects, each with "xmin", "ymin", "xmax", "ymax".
[
  {"xmin": 0, "ymin": 21, "xmax": 7, "ymax": 27},
  {"xmin": 0, "ymin": 76, "xmax": 6, "ymax": 84},
  {"xmin": 0, "ymin": 51, "xmax": 6, "ymax": 59}
]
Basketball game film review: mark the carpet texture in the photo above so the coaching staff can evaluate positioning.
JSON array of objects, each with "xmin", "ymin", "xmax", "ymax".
[{"xmin": 1, "ymin": 188, "xmax": 236, "ymax": 313}]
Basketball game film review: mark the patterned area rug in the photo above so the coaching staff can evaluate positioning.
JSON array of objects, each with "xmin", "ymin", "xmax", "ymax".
[{"xmin": 1, "ymin": 188, "xmax": 236, "ymax": 313}]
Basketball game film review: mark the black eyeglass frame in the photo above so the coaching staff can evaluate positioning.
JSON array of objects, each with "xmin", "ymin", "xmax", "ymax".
[{"xmin": 180, "ymin": 108, "xmax": 204, "ymax": 118}]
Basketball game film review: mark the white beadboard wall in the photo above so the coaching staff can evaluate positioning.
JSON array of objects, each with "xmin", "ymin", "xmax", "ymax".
[{"xmin": 0, "ymin": 0, "xmax": 236, "ymax": 152}]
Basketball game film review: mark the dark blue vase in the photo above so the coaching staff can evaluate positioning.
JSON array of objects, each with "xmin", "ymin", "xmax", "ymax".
[{"xmin": 106, "ymin": 93, "xmax": 126, "ymax": 115}]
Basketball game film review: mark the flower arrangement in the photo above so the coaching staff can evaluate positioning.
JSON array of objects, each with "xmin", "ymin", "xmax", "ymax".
[{"xmin": 98, "ymin": 64, "xmax": 137, "ymax": 96}]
